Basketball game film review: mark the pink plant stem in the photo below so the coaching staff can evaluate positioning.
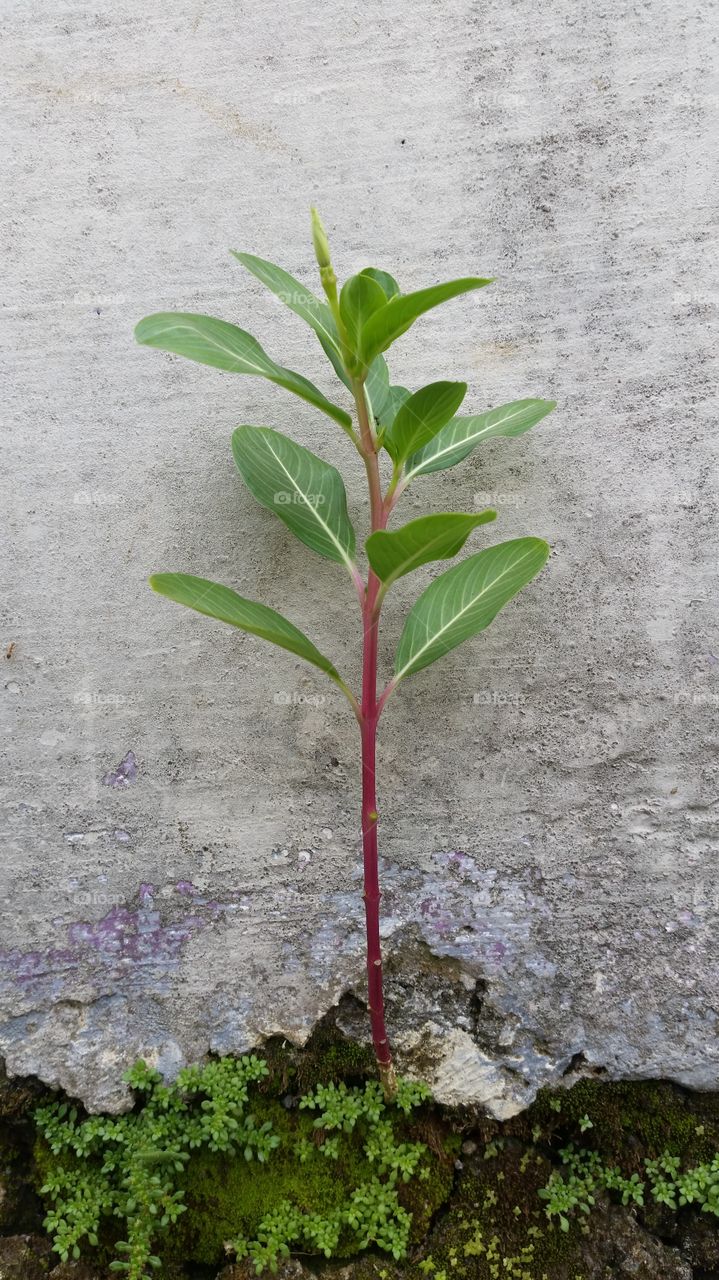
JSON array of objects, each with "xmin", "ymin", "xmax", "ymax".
[{"xmin": 353, "ymin": 379, "xmax": 396, "ymax": 1095}]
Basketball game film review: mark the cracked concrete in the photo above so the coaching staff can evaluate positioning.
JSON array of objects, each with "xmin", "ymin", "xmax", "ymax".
[
  {"xmin": 0, "ymin": 852, "xmax": 716, "ymax": 1113},
  {"xmin": 1, "ymin": 0, "xmax": 718, "ymax": 1111}
]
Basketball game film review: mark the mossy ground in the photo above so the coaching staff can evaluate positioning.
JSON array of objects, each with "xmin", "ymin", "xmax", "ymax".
[
  {"xmin": 164, "ymin": 1097, "xmax": 453, "ymax": 1267},
  {"xmin": 12, "ymin": 1033, "xmax": 719, "ymax": 1278}
]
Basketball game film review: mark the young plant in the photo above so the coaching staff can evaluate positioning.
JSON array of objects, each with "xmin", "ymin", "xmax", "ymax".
[{"xmin": 135, "ymin": 210, "xmax": 555, "ymax": 1097}]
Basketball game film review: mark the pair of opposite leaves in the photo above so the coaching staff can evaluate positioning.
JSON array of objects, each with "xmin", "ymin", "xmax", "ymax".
[{"xmin": 135, "ymin": 251, "xmax": 555, "ymax": 700}]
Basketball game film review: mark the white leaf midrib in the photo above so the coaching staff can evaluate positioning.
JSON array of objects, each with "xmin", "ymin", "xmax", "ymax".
[
  {"xmin": 151, "ymin": 318, "xmax": 341, "ymax": 414},
  {"xmin": 239, "ymin": 258, "xmax": 340, "ymax": 353},
  {"xmin": 258, "ymin": 434, "xmax": 355, "ymax": 572},
  {"xmin": 394, "ymin": 545, "xmax": 539, "ymax": 683},
  {"xmin": 151, "ymin": 318, "xmax": 272, "ymax": 377},
  {"xmin": 376, "ymin": 521, "xmax": 477, "ymax": 589},
  {"xmin": 164, "ymin": 575, "xmax": 338, "ymax": 679},
  {"xmin": 404, "ymin": 404, "xmax": 528, "ymax": 482}
]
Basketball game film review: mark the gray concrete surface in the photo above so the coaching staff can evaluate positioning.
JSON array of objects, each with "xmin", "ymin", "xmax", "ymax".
[{"xmin": 1, "ymin": 0, "xmax": 718, "ymax": 1111}]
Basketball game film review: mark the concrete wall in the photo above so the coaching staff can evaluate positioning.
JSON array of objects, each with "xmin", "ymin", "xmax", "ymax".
[{"xmin": 1, "ymin": 0, "xmax": 717, "ymax": 1111}]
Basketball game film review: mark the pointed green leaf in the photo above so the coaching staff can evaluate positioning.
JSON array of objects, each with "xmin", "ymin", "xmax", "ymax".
[
  {"xmin": 150, "ymin": 573, "xmax": 348, "ymax": 691},
  {"xmin": 231, "ymin": 425, "xmax": 356, "ymax": 570},
  {"xmin": 359, "ymin": 276, "xmax": 494, "ymax": 366},
  {"xmin": 366, "ymin": 511, "xmax": 497, "ymax": 589},
  {"xmin": 364, "ymin": 355, "xmax": 391, "ymax": 424},
  {"xmin": 384, "ymin": 381, "xmax": 467, "ymax": 463},
  {"xmin": 339, "ymin": 273, "xmax": 387, "ymax": 369},
  {"xmin": 393, "ymin": 537, "xmax": 549, "ymax": 683},
  {"xmin": 360, "ymin": 267, "xmax": 400, "ymax": 300},
  {"xmin": 232, "ymin": 248, "xmax": 350, "ymax": 398},
  {"xmin": 377, "ymin": 385, "xmax": 411, "ymax": 432},
  {"xmin": 134, "ymin": 313, "xmax": 352, "ymax": 430},
  {"xmin": 405, "ymin": 399, "xmax": 556, "ymax": 481},
  {"xmin": 230, "ymin": 251, "xmax": 341, "ymax": 352},
  {"xmin": 318, "ymin": 332, "xmax": 352, "ymax": 390}
]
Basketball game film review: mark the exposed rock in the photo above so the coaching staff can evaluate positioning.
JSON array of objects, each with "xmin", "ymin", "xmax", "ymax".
[
  {"xmin": 0, "ymin": 1062, "xmax": 44, "ymax": 1121},
  {"xmin": 216, "ymin": 1263, "xmax": 309, "ymax": 1280},
  {"xmin": 578, "ymin": 1207, "xmax": 692, "ymax": 1280},
  {"xmin": 678, "ymin": 1212, "xmax": 719, "ymax": 1271},
  {"xmin": 0, "ymin": 1233, "xmax": 52, "ymax": 1279},
  {"xmin": 49, "ymin": 1264, "xmax": 107, "ymax": 1280}
]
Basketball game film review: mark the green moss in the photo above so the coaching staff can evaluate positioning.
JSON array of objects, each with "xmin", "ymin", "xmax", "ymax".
[
  {"xmin": 403, "ymin": 1142, "xmax": 586, "ymax": 1280},
  {"xmin": 25, "ymin": 1058, "xmax": 719, "ymax": 1278},
  {"xmin": 520, "ymin": 1079, "xmax": 719, "ymax": 1169},
  {"xmin": 172, "ymin": 1102, "xmax": 362, "ymax": 1264},
  {"xmin": 165, "ymin": 1097, "xmax": 453, "ymax": 1267}
]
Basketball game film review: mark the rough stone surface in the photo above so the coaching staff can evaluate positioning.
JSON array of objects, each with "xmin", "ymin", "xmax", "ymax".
[
  {"xmin": 678, "ymin": 1214, "xmax": 719, "ymax": 1272},
  {"xmin": 0, "ymin": 1233, "xmax": 52, "ymax": 1280},
  {"xmin": 48, "ymin": 1266, "xmax": 106, "ymax": 1280},
  {"xmin": 1, "ymin": 0, "xmax": 718, "ymax": 1112},
  {"xmin": 578, "ymin": 1208, "xmax": 693, "ymax": 1280}
]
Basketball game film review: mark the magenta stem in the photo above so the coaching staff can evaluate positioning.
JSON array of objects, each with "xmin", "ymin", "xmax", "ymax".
[
  {"xmin": 352, "ymin": 378, "xmax": 395, "ymax": 1092},
  {"xmin": 360, "ymin": 581, "xmax": 391, "ymax": 1073}
]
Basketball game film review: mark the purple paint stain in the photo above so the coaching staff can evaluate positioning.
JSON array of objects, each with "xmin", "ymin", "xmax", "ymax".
[
  {"xmin": 175, "ymin": 881, "xmax": 196, "ymax": 895},
  {"xmin": 419, "ymin": 896, "xmax": 440, "ymax": 917},
  {"xmin": 102, "ymin": 751, "xmax": 138, "ymax": 789},
  {"xmin": 0, "ymin": 884, "xmax": 214, "ymax": 995},
  {"xmin": 489, "ymin": 940, "xmax": 508, "ymax": 961}
]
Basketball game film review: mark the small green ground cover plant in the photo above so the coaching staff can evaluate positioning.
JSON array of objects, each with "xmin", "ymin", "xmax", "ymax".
[
  {"xmin": 35, "ymin": 1055, "xmax": 436, "ymax": 1278},
  {"xmin": 32, "ymin": 1068, "xmax": 719, "ymax": 1279},
  {"xmin": 539, "ymin": 1142, "xmax": 719, "ymax": 1230},
  {"xmin": 134, "ymin": 210, "xmax": 555, "ymax": 1095}
]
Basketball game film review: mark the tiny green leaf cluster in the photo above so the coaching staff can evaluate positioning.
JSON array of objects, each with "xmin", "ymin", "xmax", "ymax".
[
  {"xmin": 35, "ymin": 1059, "xmax": 432, "ymax": 1278},
  {"xmin": 228, "ymin": 1078, "xmax": 431, "ymax": 1272},
  {"xmin": 538, "ymin": 1141, "xmax": 719, "ymax": 1231}
]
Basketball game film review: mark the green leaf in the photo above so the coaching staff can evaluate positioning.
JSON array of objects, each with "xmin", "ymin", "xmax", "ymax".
[
  {"xmin": 134, "ymin": 313, "xmax": 352, "ymax": 430},
  {"xmin": 339, "ymin": 274, "xmax": 387, "ymax": 369},
  {"xmin": 232, "ymin": 252, "xmax": 353, "ymax": 409},
  {"xmin": 366, "ymin": 511, "xmax": 497, "ymax": 590},
  {"xmin": 405, "ymin": 398, "xmax": 556, "ymax": 481},
  {"xmin": 230, "ymin": 251, "xmax": 341, "ymax": 352},
  {"xmin": 393, "ymin": 537, "xmax": 549, "ymax": 683},
  {"xmin": 360, "ymin": 267, "xmax": 400, "ymax": 300},
  {"xmin": 359, "ymin": 276, "xmax": 494, "ymax": 366},
  {"xmin": 318, "ymin": 332, "xmax": 352, "ymax": 390},
  {"xmin": 232, "ymin": 425, "xmax": 356, "ymax": 570},
  {"xmin": 377, "ymin": 385, "xmax": 411, "ymax": 432},
  {"xmin": 384, "ymin": 381, "xmax": 467, "ymax": 463},
  {"xmin": 364, "ymin": 355, "xmax": 391, "ymax": 423},
  {"xmin": 150, "ymin": 573, "xmax": 348, "ymax": 692}
]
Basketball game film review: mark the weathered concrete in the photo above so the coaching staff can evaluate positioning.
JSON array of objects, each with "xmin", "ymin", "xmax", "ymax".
[{"xmin": 1, "ymin": 0, "xmax": 718, "ymax": 1111}]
